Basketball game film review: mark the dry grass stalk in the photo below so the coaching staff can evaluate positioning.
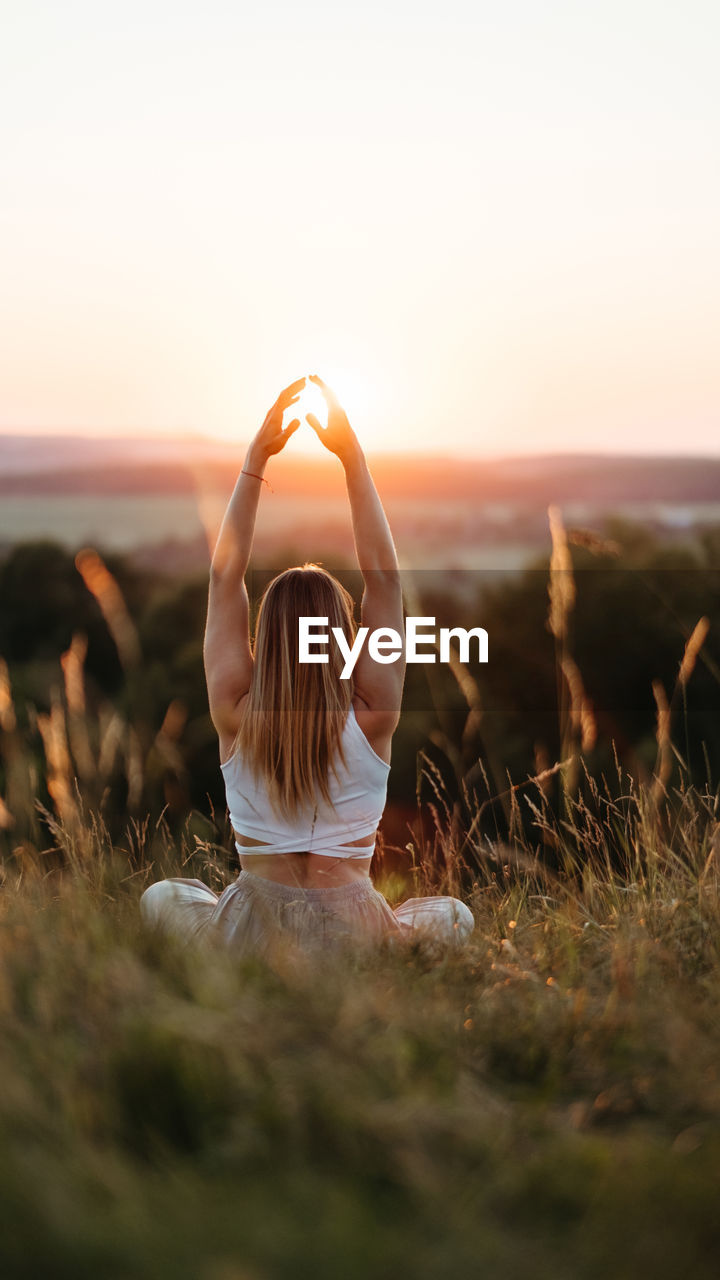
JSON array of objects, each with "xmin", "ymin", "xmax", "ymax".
[
  {"xmin": 0, "ymin": 658, "xmax": 19, "ymax": 832},
  {"xmin": 97, "ymin": 706, "xmax": 126, "ymax": 780},
  {"xmin": 0, "ymin": 681, "xmax": 41, "ymax": 847},
  {"xmin": 533, "ymin": 742, "xmax": 554, "ymax": 796},
  {"xmin": 0, "ymin": 657, "xmax": 18, "ymax": 734},
  {"xmin": 547, "ymin": 505, "xmax": 575, "ymax": 644},
  {"xmin": 60, "ymin": 631, "xmax": 88, "ymax": 716},
  {"xmin": 60, "ymin": 632, "xmax": 95, "ymax": 783},
  {"xmin": 75, "ymin": 548, "xmax": 142, "ymax": 670},
  {"xmin": 152, "ymin": 698, "xmax": 188, "ymax": 776},
  {"xmin": 651, "ymin": 679, "xmax": 672, "ymax": 806},
  {"xmin": 560, "ymin": 654, "xmax": 597, "ymax": 752},
  {"xmin": 522, "ymin": 760, "xmax": 567, "ymax": 791},
  {"xmin": 547, "ymin": 507, "xmax": 595, "ymax": 799},
  {"xmin": 648, "ymin": 618, "xmax": 711, "ymax": 808},
  {"xmin": 36, "ymin": 692, "xmax": 81, "ymax": 831},
  {"xmin": 481, "ymin": 840, "xmax": 567, "ymax": 892},
  {"xmin": 678, "ymin": 617, "xmax": 710, "ymax": 687},
  {"xmin": 460, "ymin": 758, "xmax": 570, "ymax": 858},
  {"xmin": 0, "ymin": 794, "xmax": 14, "ymax": 830}
]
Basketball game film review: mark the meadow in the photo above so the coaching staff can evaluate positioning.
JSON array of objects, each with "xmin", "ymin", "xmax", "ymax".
[
  {"xmin": 2, "ymin": 767, "xmax": 720, "ymax": 1278},
  {"xmin": 0, "ymin": 508, "xmax": 719, "ymax": 1277}
]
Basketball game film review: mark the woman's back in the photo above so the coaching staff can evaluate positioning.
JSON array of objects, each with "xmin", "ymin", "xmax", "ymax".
[{"xmin": 220, "ymin": 698, "xmax": 392, "ymax": 886}]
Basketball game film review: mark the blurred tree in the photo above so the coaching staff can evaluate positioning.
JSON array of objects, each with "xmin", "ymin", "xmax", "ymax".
[
  {"xmin": 0, "ymin": 540, "xmax": 123, "ymax": 700},
  {"xmin": 1, "ymin": 528, "xmax": 718, "ymax": 854}
]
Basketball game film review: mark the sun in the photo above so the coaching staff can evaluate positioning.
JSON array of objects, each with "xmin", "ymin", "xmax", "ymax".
[
  {"xmin": 286, "ymin": 378, "xmax": 329, "ymax": 433},
  {"xmin": 207, "ymin": 355, "xmax": 402, "ymax": 452},
  {"xmin": 278, "ymin": 364, "xmax": 392, "ymax": 453}
]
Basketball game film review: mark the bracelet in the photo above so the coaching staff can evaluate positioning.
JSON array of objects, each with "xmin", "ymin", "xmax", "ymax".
[{"xmin": 241, "ymin": 469, "xmax": 274, "ymax": 492}]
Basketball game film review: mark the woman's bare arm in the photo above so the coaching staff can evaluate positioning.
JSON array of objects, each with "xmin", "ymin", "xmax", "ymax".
[
  {"xmin": 203, "ymin": 378, "xmax": 303, "ymax": 739},
  {"xmin": 306, "ymin": 377, "xmax": 405, "ymax": 725}
]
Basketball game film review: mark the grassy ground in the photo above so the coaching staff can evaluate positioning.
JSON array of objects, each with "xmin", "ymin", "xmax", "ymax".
[
  {"xmin": 1, "ymin": 781, "xmax": 719, "ymax": 1280},
  {"xmin": 1, "ymin": 520, "xmax": 718, "ymax": 1277}
]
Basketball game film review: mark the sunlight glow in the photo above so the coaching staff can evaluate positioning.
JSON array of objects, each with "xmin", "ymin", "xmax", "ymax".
[
  {"xmin": 288, "ymin": 379, "xmax": 328, "ymax": 433},
  {"xmin": 273, "ymin": 361, "xmax": 397, "ymax": 455}
]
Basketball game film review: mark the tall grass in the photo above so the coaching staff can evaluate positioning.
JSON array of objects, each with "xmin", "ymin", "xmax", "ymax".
[
  {"xmin": 1, "ymin": 767, "xmax": 720, "ymax": 1277},
  {"xmin": 0, "ymin": 532, "xmax": 719, "ymax": 1277}
]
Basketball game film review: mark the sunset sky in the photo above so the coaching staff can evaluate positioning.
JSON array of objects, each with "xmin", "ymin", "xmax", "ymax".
[{"xmin": 2, "ymin": 1, "xmax": 719, "ymax": 456}]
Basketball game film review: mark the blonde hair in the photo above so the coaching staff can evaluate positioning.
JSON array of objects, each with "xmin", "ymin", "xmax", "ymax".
[{"xmin": 232, "ymin": 564, "xmax": 356, "ymax": 818}]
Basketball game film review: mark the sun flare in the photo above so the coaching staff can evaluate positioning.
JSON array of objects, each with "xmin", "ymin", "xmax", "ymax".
[
  {"xmin": 287, "ymin": 378, "xmax": 329, "ymax": 433},
  {"xmin": 207, "ymin": 360, "xmax": 403, "ymax": 453},
  {"xmin": 275, "ymin": 363, "xmax": 395, "ymax": 455}
]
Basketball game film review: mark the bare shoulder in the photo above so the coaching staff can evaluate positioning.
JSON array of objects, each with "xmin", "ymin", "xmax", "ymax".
[{"xmin": 351, "ymin": 693, "xmax": 398, "ymax": 766}]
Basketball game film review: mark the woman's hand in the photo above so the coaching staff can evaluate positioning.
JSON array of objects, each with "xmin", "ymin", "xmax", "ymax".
[
  {"xmin": 305, "ymin": 375, "xmax": 361, "ymax": 464},
  {"xmin": 250, "ymin": 377, "xmax": 305, "ymax": 463}
]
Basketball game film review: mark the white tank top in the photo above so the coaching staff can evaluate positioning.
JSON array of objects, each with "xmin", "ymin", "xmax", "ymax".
[{"xmin": 220, "ymin": 703, "xmax": 391, "ymax": 859}]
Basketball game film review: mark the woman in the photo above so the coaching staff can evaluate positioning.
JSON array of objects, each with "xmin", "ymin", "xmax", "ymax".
[{"xmin": 140, "ymin": 376, "xmax": 474, "ymax": 957}]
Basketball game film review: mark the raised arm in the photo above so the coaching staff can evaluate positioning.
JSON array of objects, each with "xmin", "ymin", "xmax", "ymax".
[
  {"xmin": 306, "ymin": 377, "xmax": 405, "ymax": 736},
  {"xmin": 203, "ymin": 378, "xmax": 303, "ymax": 744}
]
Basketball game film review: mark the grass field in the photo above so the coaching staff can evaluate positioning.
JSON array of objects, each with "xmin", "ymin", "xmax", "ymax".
[
  {"xmin": 1, "ymin": 507, "xmax": 719, "ymax": 1277},
  {"xmin": 0, "ymin": 774, "xmax": 719, "ymax": 1279}
]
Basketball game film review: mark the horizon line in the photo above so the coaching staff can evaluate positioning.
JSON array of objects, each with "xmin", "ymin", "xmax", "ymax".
[{"xmin": 1, "ymin": 427, "xmax": 720, "ymax": 465}]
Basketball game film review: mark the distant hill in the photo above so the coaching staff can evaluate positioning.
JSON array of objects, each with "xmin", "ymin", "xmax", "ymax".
[{"xmin": 2, "ymin": 433, "xmax": 720, "ymax": 505}]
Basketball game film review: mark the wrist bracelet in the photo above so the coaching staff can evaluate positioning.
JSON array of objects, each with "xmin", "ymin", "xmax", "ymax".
[{"xmin": 242, "ymin": 469, "xmax": 274, "ymax": 492}]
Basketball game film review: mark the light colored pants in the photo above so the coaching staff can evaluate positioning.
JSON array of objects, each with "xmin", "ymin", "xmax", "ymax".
[{"xmin": 140, "ymin": 870, "xmax": 475, "ymax": 957}]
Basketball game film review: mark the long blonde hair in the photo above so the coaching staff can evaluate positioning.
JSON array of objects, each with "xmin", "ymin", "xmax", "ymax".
[{"xmin": 232, "ymin": 564, "xmax": 356, "ymax": 818}]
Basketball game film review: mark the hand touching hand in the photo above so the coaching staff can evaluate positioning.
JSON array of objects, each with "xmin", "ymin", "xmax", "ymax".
[
  {"xmin": 305, "ymin": 375, "xmax": 361, "ymax": 464},
  {"xmin": 251, "ymin": 377, "xmax": 304, "ymax": 462}
]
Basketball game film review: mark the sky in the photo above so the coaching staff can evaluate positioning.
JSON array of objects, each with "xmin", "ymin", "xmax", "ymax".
[{"xmin": 2, "ymin": 0, "xmax": 719, "ymax": 456}]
